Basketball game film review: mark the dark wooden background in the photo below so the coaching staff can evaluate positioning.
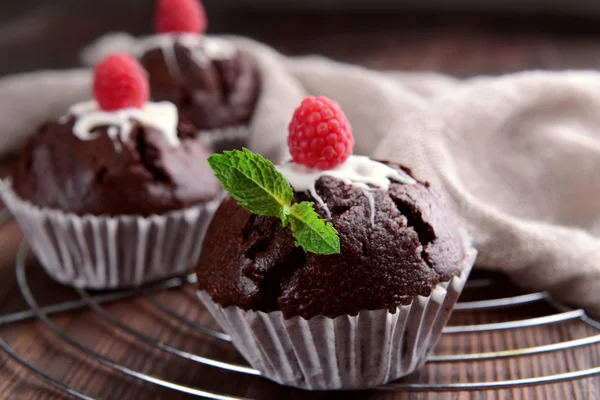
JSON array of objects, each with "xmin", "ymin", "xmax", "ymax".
[
  {"xmin": 1, "ymin": 2, "xmax": 600, "ymax": 399},
  {"xmin": 3, "ymin": 1, "xmax": 600, "ymax": 77}
]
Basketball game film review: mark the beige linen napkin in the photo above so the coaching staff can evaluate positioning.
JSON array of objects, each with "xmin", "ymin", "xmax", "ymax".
[{"xmin": 1, "ymin": 35, "xmax": 598, "ymax": 317}]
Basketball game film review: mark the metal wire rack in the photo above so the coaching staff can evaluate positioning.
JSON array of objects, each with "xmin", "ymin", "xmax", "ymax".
[{"xmin": 0, "ymin": 209, "xmax": 599, "ymax": 399}]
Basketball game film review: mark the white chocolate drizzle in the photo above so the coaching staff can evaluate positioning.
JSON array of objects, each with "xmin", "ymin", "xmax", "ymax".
[
  {"xmin": 134, "ymin": 34, "xmax": 237, "ymax": 77},
  {"xmin": 107, "ymin": 126, "xmax": 122, "ymax": 152},
  {"xmin": 277, "ymin": 155, "xmax": 417, "ymax": 223},
  {"xmin": 67, "ymin": 100, "xmax": 180, "ymax": 148},
  {"xmin": 354, "ymin": 183, "xmax": 377, "ymax": 225}
]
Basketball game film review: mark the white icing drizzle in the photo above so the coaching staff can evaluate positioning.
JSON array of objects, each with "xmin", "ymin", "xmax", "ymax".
[
  {"xmin": 134, "ymin": 34, "xmax": 237, "ymax": 76},
  {"xmin": 163, "ymin": 39, "xmax": 181, "ymax": 77},
  {"xmin": 107, "ymin": 126, "xmax": 122, "ymax": 152},
  {"xmin": 277, "ymin": 155, "xmax": 417, "ymax": 222},
  {"xmin": 67, "ymin": 100, "xmax": 180, "ymax": 147},
  {"xmin": 354, "ymin": 183, "xmax": 377, "ymax": 225}
]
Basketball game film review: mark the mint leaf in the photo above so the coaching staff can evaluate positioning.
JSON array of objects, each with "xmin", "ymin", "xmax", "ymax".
[
  {"xmin": 208, "ymin": 149, "xmax": 293, "ymax": 222},
  {"xmin": 289, "ymin": 202, "xmax": 340, "ymax": 255},
  {"xmin": 208, "ymin": 149, "xmax": 341, "ymax": 255}
]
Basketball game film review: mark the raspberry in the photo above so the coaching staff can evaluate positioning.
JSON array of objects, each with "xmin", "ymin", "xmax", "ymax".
[
  {"xmin": 288, "ymin": 96, "xmax": 354, "ymax": 170},
  {"xmin": 93, "ymin": 53, "xmax": 149, "ymax": 111},
  {"xmin": 155, "ymin": 0, "xmax": 207, "ymax": 34}
]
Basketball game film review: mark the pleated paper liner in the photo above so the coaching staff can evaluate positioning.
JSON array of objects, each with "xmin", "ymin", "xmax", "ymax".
[
  {"xmin": 199, "ymin": 233, "xmax": 477, "ymax": 390},
  {"xmin": 0, "ymin": 179, "xmax": 223, "ymax": 289}
]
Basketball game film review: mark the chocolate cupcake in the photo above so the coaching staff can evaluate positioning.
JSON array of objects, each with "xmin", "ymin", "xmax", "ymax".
[
  {"xmin": 196, "ymin": 97, "xmax": 476, "ymax": 390},
  {"xmin": 0, "ymin": 54, "xmax": 223, "ymax": 289},
  {"xmin": 134, "ymin": 0, "xmax": 260, "ymax": 153}
]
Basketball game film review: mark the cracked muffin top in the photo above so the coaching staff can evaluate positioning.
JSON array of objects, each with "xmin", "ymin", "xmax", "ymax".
[
  {"xmin": 196, "ymin": 162, "xmax": 466, "ymax": 320},
  {"xmin": 11, "ymin": 53, "xmax": 221, "ymax": 217},
  {"xmin": 12, "ymin": 115, "xmax": 220, "ymax": 216},
  {"xmin": 138, "ymin": 36, "xmax": 260, "ymax": 132}
]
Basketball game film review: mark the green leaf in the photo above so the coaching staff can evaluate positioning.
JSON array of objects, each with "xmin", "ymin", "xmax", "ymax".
[
  {"xmin": 208, "ymin": 149, "xmax": 293, "ymax": 222},
  {"xmin": 208, "ymin": 148, "xmax": 341, "ymax": 256},
  {"xmin": 289, "ymin": 202, "xmax": 341, "ymax": 255}
]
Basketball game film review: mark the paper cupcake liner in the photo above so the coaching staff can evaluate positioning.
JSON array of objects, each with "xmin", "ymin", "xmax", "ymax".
[
  {"xmin": 198, "ymin": 234, "xmax": 476, "ymax": 390},
  {"xmin": 198, "ymin": 125, "xmax": 251, "ymax": 154},
  {"xmin": 0, "ymin": 179, "xmax": 223, "ymax": 290}
]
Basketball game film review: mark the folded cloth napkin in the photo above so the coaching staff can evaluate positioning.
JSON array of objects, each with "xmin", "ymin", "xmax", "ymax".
[{"xmin": 1, "ymin": 34, "xmax": 599, "ymax": 317}]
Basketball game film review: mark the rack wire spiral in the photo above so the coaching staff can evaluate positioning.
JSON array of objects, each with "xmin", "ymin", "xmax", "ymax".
[{"xmin": 0, "ymin": 209, "xmax": 599, "ymax": 399}]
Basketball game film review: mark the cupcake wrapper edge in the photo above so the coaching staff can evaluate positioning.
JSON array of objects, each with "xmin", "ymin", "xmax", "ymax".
[
  {"xmin": 198, "ymin": 235, "xmax": 477, "ymax": 390},
  {"xmin": 0, "ymin": 179, "xmax": 223, "ymax": 289}
]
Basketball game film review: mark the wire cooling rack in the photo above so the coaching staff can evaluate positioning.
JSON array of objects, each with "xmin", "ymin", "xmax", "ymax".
[{"xmin": 0, "ymin": 209, "xmax": 599, "ymax": 399}]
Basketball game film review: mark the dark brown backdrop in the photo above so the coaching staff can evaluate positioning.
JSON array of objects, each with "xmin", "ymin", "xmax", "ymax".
[{"xmin": 2, "ymin": 1, "xmax": 600, "ymax": 77}]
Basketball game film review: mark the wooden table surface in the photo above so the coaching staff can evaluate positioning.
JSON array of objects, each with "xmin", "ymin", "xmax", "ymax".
[{"xmin": 1, "ymin": 3, "xmax": 600, "ymax": 399}]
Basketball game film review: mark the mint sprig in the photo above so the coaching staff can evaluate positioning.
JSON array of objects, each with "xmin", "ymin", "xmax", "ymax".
[
  {"xmin": 208, "ymin": 148, "xmax": 293, "ymax": 222},
  {"xmin": 288, "ymin": 202, "xmax": 340, "ymax": 255},
  {"xmin": 208, "ymin": 149, "xmax": 341, "ymax": 255}
]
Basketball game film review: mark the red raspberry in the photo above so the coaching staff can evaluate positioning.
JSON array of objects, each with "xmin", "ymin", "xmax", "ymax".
[
  {"xmin": 288, "ymin": 96, "xmax": 354, "ymax": 170},
  {"xmin": 93, "ymin": 53, "xmax": 149, "ymax": 111},
  {"xmin": 155, "ymin": 0, "xmax": 207, "ymax": 34}
]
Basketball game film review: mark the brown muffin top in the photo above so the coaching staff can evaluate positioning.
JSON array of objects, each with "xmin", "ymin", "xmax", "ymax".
[
  {"xmin": 12, "ymin": 115, "xmax": 221, "ymax": 216},
  {"xmin": 196, "ymin": 163, "xmax": 466, "ymax": 320},
  {"xmin": 139, "ymin": 36, "xmax": 260, "ymax": 131}
]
